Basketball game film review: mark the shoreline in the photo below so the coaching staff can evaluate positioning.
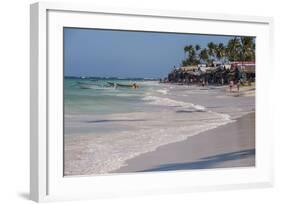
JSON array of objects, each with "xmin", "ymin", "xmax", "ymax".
[
  {"xmin": 64, "ymin": 79, "xmax": 255, "ymax": 176},
  {"xmin": 113, "ymin": 112, "xmax": 255, "ymax": 173}
]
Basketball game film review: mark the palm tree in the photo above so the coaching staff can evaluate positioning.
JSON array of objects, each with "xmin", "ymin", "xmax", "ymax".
[
  {"xmin": 184, "ymin": 45, "xmax": 197, "ymax": 65},
  {"xmin": 237, "ymin": 37, "xmax": 255, "ymax": 81},
  {"xmin": 181, "ymin": 59, "xmax": 188, "ymax": 66},
  {"xmin": 215, "ymin": 43, "xmax": 225, "ymax": 63},
  {"xmin": 207, "ymin": 42, "xmax": 217, "ymax": 62},
  {"xmin": 239, "ymin": 37, "xmax": 255, "ymax": 61},
  {"xmin": 252, "ymin": 43, "xmax": 256, "ymax": 61},
  {"xmin": 189, "ymin": 49, "xmax": 197, "ymax": 65},
  {"xmin": 184, "ymin": 45, "xmax": 194, "ymax": 57},
  {"xmin": 195, "ymin": 44, "xmax": 201, "ymax": 64},
  {"xmin": 199, "ymin": 48, "xmax": 209, "ymax": 63},
  {"xmin": 226, "ymin": 37, "xmax": 240, "ymax": 61}
]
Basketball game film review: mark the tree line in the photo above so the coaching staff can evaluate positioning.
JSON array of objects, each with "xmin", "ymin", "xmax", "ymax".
[{"xmin": 182, "ymin": 36, "xmax": 255, "ymax": 66}]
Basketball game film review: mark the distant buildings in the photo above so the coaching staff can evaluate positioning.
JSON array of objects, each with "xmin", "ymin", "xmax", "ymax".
[{"xmin": 166, "ymin": 61, "xmax": 255, "ymax": 85}]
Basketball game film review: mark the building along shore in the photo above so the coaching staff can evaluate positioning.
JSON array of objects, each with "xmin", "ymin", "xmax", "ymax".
[{"xmin": 164, "ymin": 61, "xmax": 255, "ymax": 86}]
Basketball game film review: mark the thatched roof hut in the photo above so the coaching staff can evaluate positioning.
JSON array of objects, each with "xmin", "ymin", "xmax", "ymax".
[
  {"xmin": 241, "ymin": 65, "xmax": 255, "ymax": 74},
  {"xmin": 180, "ymin": 66, "xmax": 198, "ymax": 72}
]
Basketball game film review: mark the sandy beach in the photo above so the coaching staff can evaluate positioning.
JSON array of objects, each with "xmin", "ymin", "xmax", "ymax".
[{"xmin": 114, "ymin": 112, "xmax": 255, "ymax": 173}]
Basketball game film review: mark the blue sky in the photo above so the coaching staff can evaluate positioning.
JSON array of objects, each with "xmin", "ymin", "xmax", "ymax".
[{"xmin": 64, "ymin": 28, "xmax": 235, "ymax": 78}]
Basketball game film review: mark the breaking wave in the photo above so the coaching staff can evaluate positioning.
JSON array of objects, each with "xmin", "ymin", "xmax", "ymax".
[{"xmin": 142, "ymin": 95, "xmax": 206, "ymax": 112}]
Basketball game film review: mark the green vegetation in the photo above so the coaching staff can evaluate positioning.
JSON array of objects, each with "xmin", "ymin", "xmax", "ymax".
[{"xmin": 182, "ymin": 36, "xmax": 255, "ymax": 66}]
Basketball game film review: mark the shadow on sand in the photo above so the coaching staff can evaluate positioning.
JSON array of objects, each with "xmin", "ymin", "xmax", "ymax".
[{"xmin": 138, "ymin": 149, "xmax": 255, "ymax": 172}]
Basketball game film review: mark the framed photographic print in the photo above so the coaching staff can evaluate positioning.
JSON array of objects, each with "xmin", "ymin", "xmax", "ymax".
[{"xmin": 30, "ymin": 2, "xmax": 274, "ymax": 202}]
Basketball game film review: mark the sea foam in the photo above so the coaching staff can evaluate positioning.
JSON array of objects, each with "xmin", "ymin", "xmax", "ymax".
[
  {"xmin": 64, "ymin": 110, "xmax": 233, "ymax": 176},
  {"xmin": 156, "ymin": 89, "xmax": 168, "ymax": 95},
  {"xmin": 142, "ymin": 95, "xmax": 206, "ymax": 111}
]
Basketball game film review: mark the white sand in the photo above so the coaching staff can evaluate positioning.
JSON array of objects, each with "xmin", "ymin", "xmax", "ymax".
[{"xmin": 114, "ymin": 112, "xmax": 255, "ymax": 173}]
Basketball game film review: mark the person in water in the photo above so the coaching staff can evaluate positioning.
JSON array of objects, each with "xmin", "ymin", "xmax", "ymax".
[{"xmin": 132, "ymin": 83, "xmax": 138, "ymax": 89}]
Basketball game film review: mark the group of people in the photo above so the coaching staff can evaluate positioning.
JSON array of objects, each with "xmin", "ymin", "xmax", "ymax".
[
  {"xmin": 199, "ymin": 78, "xmax": 240, "ymax": 93},
  {"xmin": 132, "ymin": 83, "xmax": 139, "ymax": 89}
]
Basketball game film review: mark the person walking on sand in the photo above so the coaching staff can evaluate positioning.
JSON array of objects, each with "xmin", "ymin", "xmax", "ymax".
[
  {"xmin": 229, "ymin": 80, "xmax": 234, "ymax": 92},
  {"xmin": 202, "ymin": 80, "xmax": 205, "ymax": 87},
  {"xmin": 237, "ymin": 80, "xmax": 240, "ymax": 93}
]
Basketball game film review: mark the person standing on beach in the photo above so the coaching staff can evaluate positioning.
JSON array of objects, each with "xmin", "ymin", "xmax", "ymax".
[
  {"xmin": 201, "ymin": 79, "xmax": 205, "ymax": 87},
  {"xmin": 237, "ymin": 80, "xmax": 240, "ymax": 93},
  {"xmin": 229, "ymin": 80, "xmax": 234, "ymax": 92}
]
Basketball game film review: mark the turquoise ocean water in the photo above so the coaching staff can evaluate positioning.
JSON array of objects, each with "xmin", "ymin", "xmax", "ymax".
[{"xmin": 64, "ymin": 78, "xmax": 161, "ymax": 115}]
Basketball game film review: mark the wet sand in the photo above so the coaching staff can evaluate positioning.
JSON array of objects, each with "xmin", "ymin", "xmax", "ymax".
[{"xmin": 114, "ymin": 112, "xmax": 255, "ymax": 173}]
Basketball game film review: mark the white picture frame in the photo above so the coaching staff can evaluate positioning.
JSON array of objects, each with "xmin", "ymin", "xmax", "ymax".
[{"xmin": 30, "ymin": 2, "xmax": 274, "ymax": 202}]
